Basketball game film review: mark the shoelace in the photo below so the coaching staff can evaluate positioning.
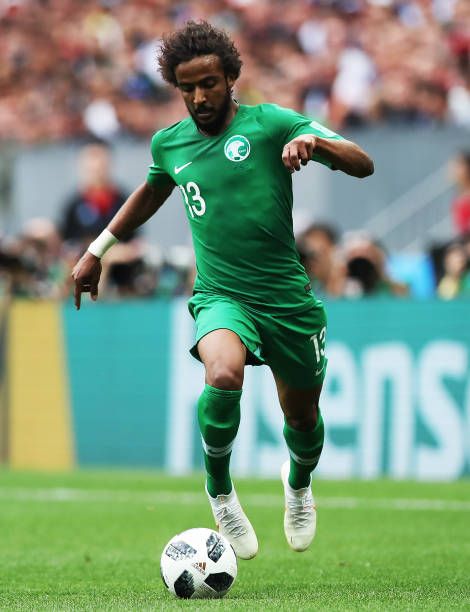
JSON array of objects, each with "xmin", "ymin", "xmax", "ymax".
[
  {"xmin": 286, "ymin": 493, "xmax": 315, "ymax": 529},
  {"xmin": 214, "ymin": 502, "xmax": 247, "ymax": 538}
]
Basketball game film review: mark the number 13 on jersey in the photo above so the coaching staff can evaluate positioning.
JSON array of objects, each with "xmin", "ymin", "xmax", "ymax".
[{"xmin": 180, "ymin": 182, "xmax": 206, "ymax": 218}]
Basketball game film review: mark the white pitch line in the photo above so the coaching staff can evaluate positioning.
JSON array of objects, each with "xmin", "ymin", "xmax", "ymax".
[{"xmin": 0, "ymin": 488, "xmax": 469, "ymax": 512}]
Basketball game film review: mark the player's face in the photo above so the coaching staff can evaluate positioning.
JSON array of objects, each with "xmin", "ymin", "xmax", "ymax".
[{"xmin": 175, "ymin": 55, "xmax": 235, "ymax": 135}]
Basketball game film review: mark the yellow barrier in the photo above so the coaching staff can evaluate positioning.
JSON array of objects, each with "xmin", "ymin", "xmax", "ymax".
[
  {"xmin": 8, "ymin": 301, "xmax": 74, "ymax": 469},
  {"xmin": 0, "ymin": 297, "xmax": 8, "ymax": 463}
]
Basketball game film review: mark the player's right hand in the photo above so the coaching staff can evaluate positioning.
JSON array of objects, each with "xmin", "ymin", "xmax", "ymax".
[
  {"xmin": 72, "ymin": 251, "xmax": 102, "ymax": 310},
  {"xmin": 282, "ymin": 134, "xmax": 317, "ymax": 173}
]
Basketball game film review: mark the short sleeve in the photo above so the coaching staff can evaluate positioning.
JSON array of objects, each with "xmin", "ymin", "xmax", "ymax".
[
  {"xmin": 146, "ymin": 131, "xmax": 175, "ymax": 186},
  {"xmin": 260, "ymin": 104, "xmax": 344, "ymax": 168}
]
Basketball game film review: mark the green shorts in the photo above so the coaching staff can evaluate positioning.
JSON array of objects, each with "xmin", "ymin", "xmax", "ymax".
[{"xmin": 187, "ymin": 292, "xmax": 327, "ymax": 389}]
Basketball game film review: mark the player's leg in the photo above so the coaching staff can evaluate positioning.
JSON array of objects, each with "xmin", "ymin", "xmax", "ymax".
[
  {"xmin": 197, "ymin": 328, "xmax": 246, "ymax": 498},
  {"xmin": 276, "ymin": 380, "xmax": 324, "ymax": 489},
  {"xmin": 194, "ymin": 321, "xmax": 260, "ymax": 560},
  {"xmin": 260, "ymin": 303, "xmax": 327, "ymax": 551},
  {"xmin": 198, "ymin": 329, "xmax": 258, "ymax": 559},
  {"xmin": 275, "ymin": 377, "xmax": 324, "ymax": 552},
  {"xmin": 189, "ymin": 293, "xmax": 263, "ymax": 501},
  {"xmin": 188, "ymin": 294, "xmax": 263, "ymax": 559}
]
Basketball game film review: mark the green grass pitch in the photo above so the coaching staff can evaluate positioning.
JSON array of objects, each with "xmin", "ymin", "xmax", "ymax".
[{"xmin": 1, "ymin": 471, "xmax": 469, "ymax": 610}]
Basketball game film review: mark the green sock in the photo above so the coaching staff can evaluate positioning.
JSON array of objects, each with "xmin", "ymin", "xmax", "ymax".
[
  {"xmin": 198, "ymin": 384, "xmax": 242, "ymax": 498},
  {"xmin": 283, "ymin": 411, "xmax": 324, "ymax": 489}
]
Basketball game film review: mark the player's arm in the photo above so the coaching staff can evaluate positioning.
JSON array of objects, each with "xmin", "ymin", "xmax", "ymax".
[
  {"xmin": 282, "ymin": 135, "xmax": 374, "ymax": 178},
  {"xmin": 261, "ymin": 104, "xmax": 373, "ymax": 178},
  {"xmin": 108, "ymin": 180, "xmax": 174, "ymax": 238},
  {"xmin": 72, "ymin": 180, "xmax": 174, "ymax": 310}
]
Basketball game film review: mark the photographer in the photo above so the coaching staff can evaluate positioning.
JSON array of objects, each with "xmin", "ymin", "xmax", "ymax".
[
  {"xmin": 342, "ymin": 234, "xmax": 409, "ymax": 298},
  {"xmin": 296, "ymin": 223, "xmax": 346, "ymax": 299},
  {"xmin": 0, "ymin": 220, "xmax": 71, "ymax": 300}
]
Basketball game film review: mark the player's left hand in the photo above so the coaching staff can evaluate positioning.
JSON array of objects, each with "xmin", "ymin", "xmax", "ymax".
[{"xmin": 282, "ymin": 135, "xmax": 317, "ymax": 173}]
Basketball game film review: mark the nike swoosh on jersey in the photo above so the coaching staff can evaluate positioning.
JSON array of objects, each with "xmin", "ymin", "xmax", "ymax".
[{"xmin": 174, "ymin": 161, "xmax": 193, "ymax": 174}]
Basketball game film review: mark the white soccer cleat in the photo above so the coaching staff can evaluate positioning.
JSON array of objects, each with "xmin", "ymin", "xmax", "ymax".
[
  {"xmin": 281, "ymin": 460, "xmax": 317, "ymax": 552},
  {"xmin": 206, "ymin": 484, "xmax": 258, "ymax": 560}
]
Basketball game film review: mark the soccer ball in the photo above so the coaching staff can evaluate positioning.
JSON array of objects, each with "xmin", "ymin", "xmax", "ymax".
[{"xmin": 160, "ymin": 528, "xmax": 237, "ymax": 599}]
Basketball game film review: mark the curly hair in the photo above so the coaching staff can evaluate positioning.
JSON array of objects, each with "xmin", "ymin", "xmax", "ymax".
[{"xmin": 158, "ymin": 21, "xmax": 242, "ymax": 86}]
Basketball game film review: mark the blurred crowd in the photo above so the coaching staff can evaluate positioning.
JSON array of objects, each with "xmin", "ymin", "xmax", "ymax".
[
  {"xmin": 297, "ymin": 222, "xmax": 470, "ymax": 300},
  {"xmin": 0, "ymin": 142, "xmax": 195, "ymax": 301},
  {"xmin": 1, "ymin": 142, "xmax": 469, "ymax": 302},
  {"xmin": 0, "ymin": 0, "xmax": 469, "ymax": 144}
]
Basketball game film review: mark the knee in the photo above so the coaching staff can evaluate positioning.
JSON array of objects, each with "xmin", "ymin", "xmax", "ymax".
[
  {"xmin": 286, "ymin": 416, "xmax": 314, "ymax": 431},
  {"xmin": 285, "ymin": 405, "xmax": 319, "ymax": 431},
  {"xmin": 206, "ymin": 363, "xmax": 243, "ymax": 390}
]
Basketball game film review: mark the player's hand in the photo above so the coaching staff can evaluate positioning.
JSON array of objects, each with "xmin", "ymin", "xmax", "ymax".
[
  {"xmin": 282, "ymin": 135, "xmax": 317, "ymax": 173},
  {"xmin": 72, "ymin": 251, "xmax": 102, "ymax": 310}
]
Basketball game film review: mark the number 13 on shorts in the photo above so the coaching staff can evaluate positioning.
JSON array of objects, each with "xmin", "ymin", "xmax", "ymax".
[{"xmin": 310, "ymin": 326, "xmax": 326, "ymax": 376}]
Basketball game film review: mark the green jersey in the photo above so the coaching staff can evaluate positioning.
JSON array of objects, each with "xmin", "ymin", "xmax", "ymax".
[{"xmin": 147, "ymin": 103, "xmax": 343, "ymax": 313}]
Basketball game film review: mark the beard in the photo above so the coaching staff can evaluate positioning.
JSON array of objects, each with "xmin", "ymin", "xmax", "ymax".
[{"xmin": 189, "ymin": 87, "xmax": 232, "ymax": 135}]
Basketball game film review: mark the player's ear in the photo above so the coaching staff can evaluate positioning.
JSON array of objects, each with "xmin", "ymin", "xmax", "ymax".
[{"xmin": 226, "ymin": 75, "xmax": 236, "ymax": 90}]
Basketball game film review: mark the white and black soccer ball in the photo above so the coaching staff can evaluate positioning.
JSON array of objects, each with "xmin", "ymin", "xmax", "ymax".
[{"xmin": 160, "ymin": 528, "xmax": 237, "ymax": 599}]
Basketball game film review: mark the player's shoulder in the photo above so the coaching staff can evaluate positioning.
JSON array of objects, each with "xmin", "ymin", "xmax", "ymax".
[
  {"xmin": 244, "ymin": 103, "xmax": 306, "ymax": 130},
  {"xmin": 150, "ymin": 117, "xmax": 193, "ymax": 147},
  {"xmin": 245, "ymin": 102, "xmax": 295, "ymax": 119},
  {"xmin": 246, "ymin": 103, "xmax": 341, "ymax": 139}
]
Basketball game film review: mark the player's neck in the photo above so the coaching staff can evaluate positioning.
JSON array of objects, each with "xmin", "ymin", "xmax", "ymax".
[{"xmin": 223, "ymin": 99, "xmax": 240, "ymax": 131}]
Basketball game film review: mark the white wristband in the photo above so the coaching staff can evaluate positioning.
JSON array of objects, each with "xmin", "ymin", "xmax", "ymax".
[{"xmin": 87, "ymin": 229, "xmax": 118, "ymax": 258}]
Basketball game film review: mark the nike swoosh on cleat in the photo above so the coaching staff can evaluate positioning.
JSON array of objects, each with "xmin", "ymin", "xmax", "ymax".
[{"xmin": 174, "ymin": 161, "xmax": 192, "ymax": 174}]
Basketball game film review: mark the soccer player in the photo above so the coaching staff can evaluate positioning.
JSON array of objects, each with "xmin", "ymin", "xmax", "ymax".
[{"xmin": 72, "ymin": 21, "xmax": 374, "ymax": 560}]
